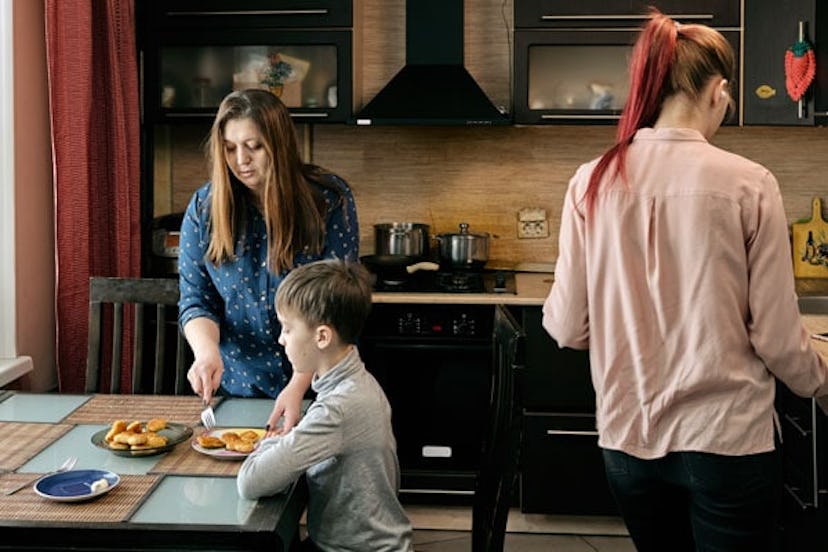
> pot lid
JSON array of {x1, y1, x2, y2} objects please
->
[{"x1": 437, "y1": 222, "x2": 489, "y2": 238}]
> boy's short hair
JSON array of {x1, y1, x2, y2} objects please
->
[{"x1": 276, "y1": 260, "x2": 374, "y2": 343}]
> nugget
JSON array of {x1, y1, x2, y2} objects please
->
[
  {"x1": 146, "y1": 418, "x2": 167, "y2": 432},
  {"x1": 105, "y1": 420, "x2": 127, "y2": 442},
  {"x1": 197, "y1": 435, "x2": 225, "y2": 449},
  {"x1": 113, "y1": 431, "x2": 136, "y2": 444},
  {"x1": 108, "y1": 441, "x2": 129, "y2": 450},
  {"x1": 146, "y1": 434, "x2": 168, "y2": 448},
  {"x1": 239, "y1": 430, "x2": 260, "y2": 443},
  {"x1": 126, "y1": 420, "x2": 143, "y2": 433},
  {"x1": 127, "y1": 432, "x2": 149, "y2": 446},
  {"x1": 228, "y1": 440, "x2": 254, "y2": 453}
]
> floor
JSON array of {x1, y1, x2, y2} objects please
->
[{"x1": 406, "y1": 505, "x2": 636, "y2": 552}]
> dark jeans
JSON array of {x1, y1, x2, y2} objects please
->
[{"x1": 602, "y1": 447, "x2": 782, "y2": 552}]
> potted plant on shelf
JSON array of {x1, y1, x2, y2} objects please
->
[{"x1": 259, "y1": 55, "x2": 293, "y2": 98}]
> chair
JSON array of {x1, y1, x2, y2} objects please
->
[
  {"x1": 85, "y1": 277, "x2": 191, "y2": 395},
  {"x1": 472, "y1": 305, "x2": 526, "y2": 552}
]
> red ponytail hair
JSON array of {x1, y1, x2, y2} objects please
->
[{"x1": 583, "y1": 11, "x2": 678, "y2": 215}]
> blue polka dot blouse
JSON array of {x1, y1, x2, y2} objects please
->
[{"x1": 177, "y1": 175, "x2": 360, "y2": 398}]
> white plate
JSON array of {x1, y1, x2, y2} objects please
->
[
  {"x1": 191, "y1": 428, "x2": 266, "y2": 460},
  {"x1": 34, "y1": 469, "x2": 120, "y2": 502}
]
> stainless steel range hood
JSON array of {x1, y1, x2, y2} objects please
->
[{"x1": 355, "y1": 0, "x2": 509, "y2": 126}]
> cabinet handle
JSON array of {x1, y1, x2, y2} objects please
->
[
  {"x1": 539, "y1": 14, "x2": 713, "y2": 22},
  {"x1": 783, "y1": 413, "x2": 811, "y2": 436},
  {"x1": 541, "y1": 114, "x2": 621, "y2": 120},
  {"x1": 289, "y1": 113, "x2": 330, "y2": 118},
  {"x1": 546, "y1": 429, "x2": 598, "y2": 437},
  {"x1": 796, "y1": 21, "x2": 809, "y2": 120},
  {"x1": 784, "y1": 483, "x2": 813, "y2": 510},
  {"x1": 167, "y1": 10, "x2": 329, "y2": 17}
]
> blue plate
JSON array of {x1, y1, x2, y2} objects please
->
[{"x1": 33, "y1": 469, "x2": 120, "y2": 502}]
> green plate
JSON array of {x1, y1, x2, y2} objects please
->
[{"x1": 91, "y1": 422, "x2": 193, "y2": 457}]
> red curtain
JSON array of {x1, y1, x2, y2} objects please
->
[{"x1": 45, "y1": 0, "x2": 141, "y2": 392}]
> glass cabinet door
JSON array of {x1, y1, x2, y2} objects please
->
[
  {"x1": 143, "y1": 29, "x2": 352, "y2": 123},
  {"x1": 160, "y1": 44, "x2": 340, "y2": 111}
]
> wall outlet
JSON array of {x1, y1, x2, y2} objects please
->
[
  {"x1": 517, "y1": 207, "x2": 549, "y2": 239},
  {"x1": 518, "y1": 219, "x2": 549, "y2": 239}
]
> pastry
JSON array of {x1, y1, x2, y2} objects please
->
[
  {"x1": 105, "y1": 420, "x2": 127, "y2": 442},
  {"x1": 196, "y1": 435, "x2": 225, "y2": 449},
  {"x1": 146, "y1": 418, "x2": 167, "y2": 432}
]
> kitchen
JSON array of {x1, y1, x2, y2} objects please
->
[{"x1": 6, "y1": 0, "x2": 828, "y2": 550}]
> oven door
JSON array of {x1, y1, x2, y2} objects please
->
[{"x1": 361, "y1": 338, "x2": 492, "y2": 495}]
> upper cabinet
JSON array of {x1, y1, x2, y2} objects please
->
[
  {"x1": 743, "y1": 0, "x2": 827, "y2": 125},
  {"x1": 513, "y1": 1, "x2": 741, "y2": 125},
  {"x1": 137, "y1": 0, "x2": 353, "y2": 123}
]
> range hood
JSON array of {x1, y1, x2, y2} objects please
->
[{"x1": 355, "y1": 0, "x2": 509, "y2": 126}]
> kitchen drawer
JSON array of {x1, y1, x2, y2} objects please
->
[
  {"x1": 518, "y1": 306, "x2": 594, "y2": 412},
  {"x1": 515, "y1": 0, "x2": 740, "y2": 29},
  {"x1": 520, "y1": 412, "x2": 617, "y2": 515}
]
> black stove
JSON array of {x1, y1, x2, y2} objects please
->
[{"x1": 372, "y1": 269, "x2": 517, "y2": 294}]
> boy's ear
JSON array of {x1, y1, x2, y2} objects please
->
[{"x1": 315, "y1": 324, "x2": 333, "y2": 349}]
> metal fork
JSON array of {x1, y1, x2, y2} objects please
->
[
  {"x1": 4, "y1": 456, "x2": 78, "y2": 496},
  {"x1": 200, "y1": 401, "x2": 216, "y2": 431}
]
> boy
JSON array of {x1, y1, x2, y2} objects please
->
[{"x1": 237, "y1": 260, "x2": 414, "y2": 552}]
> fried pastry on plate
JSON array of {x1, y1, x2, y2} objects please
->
[
  {"x1": 146, "y1": 418, "x2": 167, "y2": 432},
  {"x1": 196, "y1": 435, "x2": 225, "y2": 449},
  {"x1": 105, "y1": 420, "x2": 127, "y2": 442},
  {"x1": 239, "y1": 430, "x2": 260, "y2": 443},
  {"x1": 126, "y1": 420, "x2": 143, "y2": 433}
]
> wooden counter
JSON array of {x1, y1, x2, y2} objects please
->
[{"x1": 371, "y1": 272, "x2": 554, "y2": 306}]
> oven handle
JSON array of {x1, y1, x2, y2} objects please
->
[{"x1": 370, "y1": 343, "x2": 490, "y2": 353}]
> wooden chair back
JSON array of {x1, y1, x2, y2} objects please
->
[{"x1": 85, "y1": 277, "x2": 190, "y2": 395}]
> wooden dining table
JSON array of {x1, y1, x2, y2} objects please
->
[{"x1": 0, "y1": 392, "x2": 307, "y2": 551}]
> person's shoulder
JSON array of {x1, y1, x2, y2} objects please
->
[
  {"x1": 306, "y1": 165, "x2": 351, "y2": 192},
  {"x1": 709, "y1": 146, "x2": 774, "y2": 183}
]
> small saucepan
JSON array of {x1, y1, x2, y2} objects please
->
[
  {"x1": 360, "y1": 255, "x2": 440, "y2": 283},
  {"x1": 435, "y1": 223, "x2": 490, "y2": 269}
]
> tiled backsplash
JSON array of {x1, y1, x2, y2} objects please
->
[{"x1": 156, "y1": 124, "x2": 828, "y2": 266}]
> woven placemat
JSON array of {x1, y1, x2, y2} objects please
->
[
  {"x1": 0, "y1": 474, "x2": 159, "y2": 522},
  {"x1": 150, "y1": 429, "x2": 244, "y2": 477},
  {"x1": 0, "y1": 423, "x2": 74, "y2": 472},
  {"x1": 63, "y1": 395, "x2": 217, "y2": 426}
]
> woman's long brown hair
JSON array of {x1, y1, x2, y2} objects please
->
[
  {"x1": 583, "y1": 10, "x2": 735, "y2": 216},
  {"x1": 205, "y1": 89, "x2": 344, "y2": 273}
]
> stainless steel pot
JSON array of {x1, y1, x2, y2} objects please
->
[
  {"x1": 436, "y1": 223, "x2": 490, "y2": 269},
  {"x1": 374, "y1": 222, "x2": 430, "y2": 258}
]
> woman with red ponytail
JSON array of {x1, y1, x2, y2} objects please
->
[{"x1": 543, "y1": 10, "x2": 828, "y2": 551}]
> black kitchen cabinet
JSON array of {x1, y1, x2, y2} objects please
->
[
  {"x1": 137, "y1": 0, "x2": 353, "y2": 123},
  {"x1": 775, "y1": 382, "x2": 828, "y2": 551},
  {"x1": 513, "y1": 0, "x2": 741, "y2": 124},
  {"x1": 743, "y1": 0, "x2": 828, "y2": 125},
  {"x1": 509, "y1": 306, "x2": 617, "y2": 515}
]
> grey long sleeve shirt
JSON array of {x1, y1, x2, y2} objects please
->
[{"x1": 237, "y1": 347, "x2": 413, "y2": 552}]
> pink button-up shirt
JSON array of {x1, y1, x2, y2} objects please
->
[{"x1": 543, "y1": 127, "x2": 828, "y2": 459}]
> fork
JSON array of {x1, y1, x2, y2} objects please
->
[
  {"x1": 4, "y1": 456, "x2": 78, "y2": 496},
  {"x1": 201, "y1": 401, "x2": 217, "y2": 431}
]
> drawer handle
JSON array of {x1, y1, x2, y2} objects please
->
[
  {"x1": 784, "y1": 483, "x2": 814, "y2": 510},
  {"x1": 539, "y1": 14, "x2": 713, "y2": 22},
  {"x1": 546, "y1": 429, "x2": 598, "y2": 437},
  {"x1": 167, "y1": 10, "x2": 330, "y2": 17},
  {"x1": 783, "y1": 413, "x2": 811, "y2": 436},
  {"x1": 289, "y1": 113, "x2": 331, "y2": 118}
]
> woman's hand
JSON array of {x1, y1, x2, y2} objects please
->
[
  {"x1": 266, "y1": 371, "x2": 313, "y2": 435},
  {"x1": 187, "y1": 349, "x2": 224, "y2": 403},
  {"x1": 183, "y1": 318, "x2": 223, "y2": 402}
]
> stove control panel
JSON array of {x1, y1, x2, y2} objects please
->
[{"x1": 373, "y1": 305, "x2": 493, "y2": 338}]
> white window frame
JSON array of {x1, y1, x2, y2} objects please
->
[{"x1": 0, "y1": 0, "x2": 34, "y2": 385}]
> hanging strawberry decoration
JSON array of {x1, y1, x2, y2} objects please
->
[{"x1": 785, "y1": 39, "x2": 816, "y2": 101}]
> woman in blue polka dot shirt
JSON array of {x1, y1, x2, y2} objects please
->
[{"x1": 179, "y1": 89, "x2": 359, "y2": 433}]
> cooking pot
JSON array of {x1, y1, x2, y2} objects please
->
[
  {"x1": 435, "y1": 223, "x2": 490, "y2": 269},
  {"x1": 374, "y1": 222, "x2": 430, "y2": 258}
]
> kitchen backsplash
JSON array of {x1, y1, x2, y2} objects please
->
[{"x1": 156, "y1": 124, "x2": 828, "y2": 267}]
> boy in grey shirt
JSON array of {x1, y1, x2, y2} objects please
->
[{"x1": 237, "y1": 260, "x2": 414, "y2": 552}]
